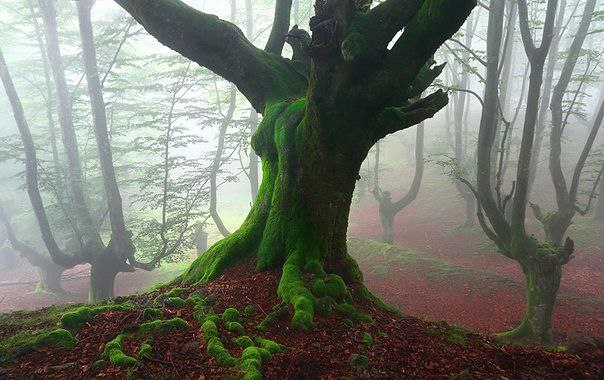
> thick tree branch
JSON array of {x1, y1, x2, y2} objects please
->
[
  {"x1": 341, "y1": 0, "x2": 423, "y2": 62},
  {"x1": 364, "y1": 0, "x2": 476, "y2": 109},
  {"x1": 372, "y1": 90, "x2": 448, "y2": 140},
  {"x1": 114, "y1": 0, "x2": 306, "y2": 112},
  {"x1": 0, "y1": 205, "x2": 60, "y2": 271}
]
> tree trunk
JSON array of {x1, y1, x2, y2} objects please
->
[
  {"x1": 194, "y1": 229, "x2": 209, "y2": 257},
  {"x1": 498, "y1": 257, "x2": 561, "y2": 344},
  {"x1": 380, "y1": 211, "x2": 395, "y2": 245},
  {"x1": 181, "y1": 100, "x2": 369, "y2": 330},
  {"x1": 36, "y1": 263, "x2": 66, "y2": 295},
  {"x1": 595, "y1": 172, "x2": 604, "y2": 221},
  {"x1": 248, "y1": 111, "x2": 260, "y2": 201},
  {"x1": 89, "y1": 254, "x2": 120, "y2": 302},
  {"x1": 464, "y1": 195, "x2": 477, "y2": 227}
]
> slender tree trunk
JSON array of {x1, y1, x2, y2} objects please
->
[
  {"x1": 248, "y1": 111, "x2": 260, "y2": 200},
  {"x1": 595, "y1": 170, "x2": 604, "y2": 221},
  {"x1": 528, "y1": 0, "x2": 566, "y2": 197},
  {"x1": 77, "y1": 0, "x2": 131, "y2": 255},
  {"x1": 209, "y1": 85, "x2": 237, "y2": 238},
  {"x1": 38, "y1": 0, "x2": 99, "y2": 244},
  {"x1": 245, "y1": 0, "x2": 260, "y2": 201},
  {"x1": 380, "y1": 212, "x2": 394, "y2": 245}
]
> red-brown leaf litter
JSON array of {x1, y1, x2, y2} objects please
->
[{"x1": 2, "y1": 258, "x2": 602, "y2": 379}]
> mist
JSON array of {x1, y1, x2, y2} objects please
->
[{"x1": 0, "y1": 0, "x2": 602, "y2": 377}]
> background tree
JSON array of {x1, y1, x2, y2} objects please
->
[{"x1": 373, "y1": 123, "x2": 424, "y2": 244}]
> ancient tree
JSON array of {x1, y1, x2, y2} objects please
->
[{"x1": 115, "y1": 0, "x2": 474, "y2": 330}]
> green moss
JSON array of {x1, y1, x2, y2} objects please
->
[
  {"x1": 424, "y1": 326, "x2": 469, "y2": 346},
  {"x1": 139, "y1": 318, "x2": 189, "y2": 334},
  {"x1": 0, "y1": 326, "x2": 78, "y2": 361},
  {"x1": 233, "y1": 335, "x2": 254, "y2": 348},
  {"x1": 239, "y1": 346, "x2": 271, "y2": 379},
  {"x1": 103, "y1": 334, "x2": 139, "y2": 368},
  {"x1": 138, "y1": 342, "x2": 152, "y2": 358},
  {"x1": 241, "y1": 346, "x2": 271, "y2": 363},
  {"x1": 92, "y1": 359, "x2": 105, "y2": 369},
  {"x1": 222, "y1": 307, "x2": 240, "y2": 322},
  {"x1": 348, "y1": 353, "x2": 369, "y2": 371},
  {"x1": 315, "y1": 296, "x2": 336, "y2": 316},
  {"x1": 278, "y1": 252, "x2": 317, "y2": 331},
  {"x1": 60, "y1": 306, "x2": 94, "y2": 329},
  {"x1": 335, "y1": 304, "x2": 373, "y2": 324},
  {"x1": 163, "y1": 287, "x2": 188, "y2": 298},
  {"x1": 226, "y1": 321, "x2": 245, "y2": 335},
  {"x1": 257, "y1": 304, "x2": 289, "y2": 331},
  {"x1": 193, "y1": 303, "x2": 213, "y2": 323},
  {"x1": 141, "y1": 308, "x2": 163, "y2": 321},
  {"x1": 361, "y1": 332, "x2": 373, "y2": 347},
  {"x1": 201, "y1": 319, "x2": 219, "y2": 338},
  {"x1": 163, "y1": 297, "x2": 187, "y2": 308},
  {"x1": 60, "y1": 303, "x2": 136, "y2": 330},
  {"x1": 207, "y1": 336, "x2": 237, "y2": 366},
  {"x1": 244, "y1": 305, "x2": 255, "y2": 316},
  {"x1": 39, "y1": 328, "x2": 77, "y2": 348},
  {"x1": 254, "y1": 337, "x2": 285, "y2": 354},
  {"x1": 204, "y1": 294, "x2": 219, "y2": 306}
]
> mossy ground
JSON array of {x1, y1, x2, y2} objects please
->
[{"x1": 0, "y1": 250, "x2": 600, "y2": 378}]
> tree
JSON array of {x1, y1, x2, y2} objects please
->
[
  {"x1": 115, "y1": 0, "x2": 475, "y2": 330},
  {"x1": 535, "y1": 0, "x2": 601, "y2": 245},
  {"x1": 0, "y1": 205, "x2": 66, "y2": 294},
  {"x1": 373, "y1": 124, "x2": 424, "y2": 244},
  {"x1": 469, "y1": 0, "x2": 584, "y2": 344},
  {"x1": 0, "y1": 0, "x2": 204, "y2": 302},
  {"x1": 595, "y1": 161, "x2": 604, "y2": 221}
]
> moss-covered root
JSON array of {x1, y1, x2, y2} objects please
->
[
  {"x1": 277, "y1": 251, "x2": 372, "y2": 330},
  {"x1": 101, "y1": 318, "x2": 189, "y2": 368},
  {"x1": 239, "y1": 346, "x2": 271, "y2": 380},
  {"x1": 103, "y1": 334, "x2": 139, "y2": 367},
  {"x1": 60, "y1": 303, "x2": 135, "y2": 330}
]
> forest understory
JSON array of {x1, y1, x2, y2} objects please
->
[
  {"x1": 1, "y1": 257, "x2": 602, "y2": 379},
  {"x1": 1, "y1": 171, "x2": 602, "y2": 378}
]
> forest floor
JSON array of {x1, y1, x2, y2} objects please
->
[
  {"x1": 1, "y1": 169, "x2": 602, "y2": 344},
  {"x1": 1, "y1": 258, "x2": 602, "y2": 379},
  {"x1": 349, "y1": 165, "x2": 604, "y2": 342}
]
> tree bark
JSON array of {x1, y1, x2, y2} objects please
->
[
  {"x1": 498, "y1": 257, "x2": 562, "y2": 344},
  {"x1": 36, "y1": 263, "x2": 66, "y2": 295},
  {"x1": 77, "y1": 0, "x2": 134, "y2": 262},
  {"x1": 595, "y1": 166, "x2": 604, "y2": 221}
]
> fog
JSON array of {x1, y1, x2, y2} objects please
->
[{"x1": 0, "y1": 0, "x2": 602, "y2": 351}]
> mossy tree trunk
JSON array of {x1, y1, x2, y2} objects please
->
[
  {"x1": 117, "y1": 0, "x2": 475, "y2": 330},
  {"x1": 496, "y1": 241, "x2": 570, "y2": 344}
]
